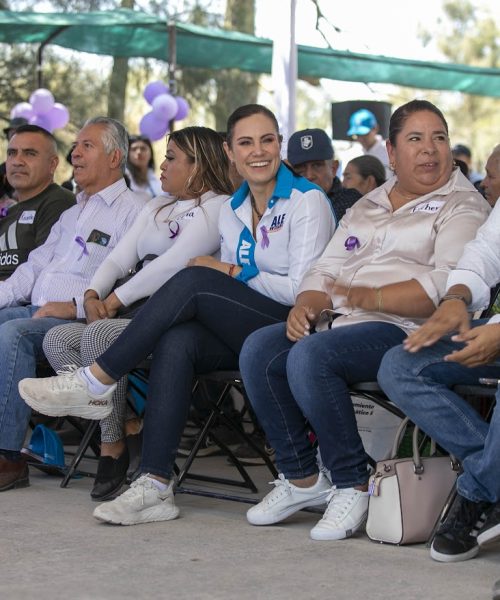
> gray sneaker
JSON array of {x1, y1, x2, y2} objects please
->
[
  {"x1": 18, "y1": 366, "x2": 115, "y2": 420},
  {"x1": 93, "y1": 474, "x2": 179, "y2": 525},
  {"x1": 247, "y1": 472, "x2": 331, "y2": 526}
]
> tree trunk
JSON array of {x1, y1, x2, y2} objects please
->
[
  {"x1": 213, "y1": 0, "x2": 258, "y2": 132},
  {"x1": 107, "y1": 0, "x2": 134, "y2": 121}
]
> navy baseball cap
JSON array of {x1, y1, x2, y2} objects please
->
[
  {"x1": 347, "y1": 109, "x2": 377, "y2": 136},
  {"x1": 287, "y1": 128, "x2": 334, "y2": 165}
]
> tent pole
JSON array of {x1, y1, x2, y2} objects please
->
[
  {"x1": 168, "y1": 21, "x2": 177, "y2": 132},
  {"x1": 36, "y1": 27, "x2": 68, "y2": 88}
]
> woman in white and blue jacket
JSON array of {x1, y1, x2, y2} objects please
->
[{"x1": 24, "y1": 104, "x2": 336, "y2": 525}]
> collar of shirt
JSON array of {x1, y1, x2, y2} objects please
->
[
  {"x1": 367, "y1": 166, "x2": 478, "y2": 209},
  {"x1": 231, "y1": 162, "x2": 296, "y2": 213},
  {"x1": 76, "y1": 177, "x2": 128, "y2": 207}
]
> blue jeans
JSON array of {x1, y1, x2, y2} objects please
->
[
  {"x1": 239, "y1": 320, "x2": 406, "y2": 487},
  {"x1": 378, "y1": 330, "x2": 500, "y2": 504},
  {"x1": 0, "y1": 305, "x2": 74, "y2": 450},
  {"x1": 95, "y1": 267, "x2": 291, "y2": 479}
]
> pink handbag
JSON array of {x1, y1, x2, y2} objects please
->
[{"x1": 366, "y1": 419, "x2": 460, "y2": 545}]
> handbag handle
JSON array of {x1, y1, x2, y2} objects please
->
[{"x1": 389, "y1": 417, "x2": 460, "y2": 473}]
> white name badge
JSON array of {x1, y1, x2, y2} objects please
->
[
  {"x1": 18, "y1": 210, "x2": 36, "y2": 224},
  {"x1": 411, "y1": 200, "x2": 445, "y2": 214}
]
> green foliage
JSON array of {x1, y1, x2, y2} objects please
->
[{"x1": 417, "y1": 1, "x2": 500, "y2": 171}]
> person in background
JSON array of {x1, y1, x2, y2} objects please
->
[
  {"x1": 19, "y1": 104, "x2": 336, "y2": 526},
  {"x1": 342, "y1": 155, "x2": 386, "y2": 197},
  {"x1": 0, "y1": 116, "x2": 145, "y2": 492},
  {"x1": 239, "y1": 99, "x2": 490, "y2": 543},
  {"x1": 0, "y1": 124, "x2": 75, "y2": 280},
  {"x1": 0, "y1": 116, "x2": 29, "y2": 206},
  {"x1": 287, "y1": 128, "x2": 361, "y2": 222},
  {"x1": 452, "y1": 143, "x2": 484, "y2": 186},
  {"x1": 479, "y1": 144, "x2": 500, "y2": 207},
  {"x1": 126, "y1": 135, "x2": 163, "y2": 199},
  {"x1": 347, "y1": 109, "x2": 391, "y2": 179},
  {"x1": 40, "y1": 126, "x2": 233, "y2": 501}
]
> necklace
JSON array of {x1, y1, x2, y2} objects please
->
[
  {"x1": 250, "y1": 193, "x2": 264, "y2": 220},
  {"x1": 394, "y1": 184, "x2": 419, "y2": 201}
]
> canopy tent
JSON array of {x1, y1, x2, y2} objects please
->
[{"x1": 0, "y1": 8, "x2": 499, "y2": 97}]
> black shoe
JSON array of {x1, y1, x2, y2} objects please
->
[
  {"x1": 477, "y1": 502, "x2": 500, "y2": 547},
  {"x1": 91, "y1": 447, "x2": 129, "y2": 501},
  {"x1": 227, "y1": 431, "x2": 275, "y2": 466},
  {"x1": 430, "y1": 493, "x2": 491, "y2": 563}
]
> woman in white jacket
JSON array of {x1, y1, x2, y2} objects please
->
[
  {"x1": 41, "y1": 126, "x2": 233, "y2": 501},
  {"x1": 20, "y1": 104, "x2": 336, "y2": 524}
]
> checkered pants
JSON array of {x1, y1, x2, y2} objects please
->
[{"x1": 42, "y1": 319, "x2": 132, "y2": 443}]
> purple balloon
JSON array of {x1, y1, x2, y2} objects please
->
[
  {"x1": 29, "y1": 88, "x2": 55, "y2": 115},
  {"x1": 139, "y1": 111, "x2": 169, "y2": 141},
  {"x1": 48, "y1": 103, "x2": 70, "y2": 130},
  {"x1": 151, "y1": 93, "x2": 178, "y2": 121},
  {"x1": 29, "y1": 113, "x2": 53, "y2": 132},
  {"x1": 143, "y1": 80, "x2": 169, "y2": 105},
  {"x1": 174, "y1": 96, "x2": 190, "y2": 121},
  {"x1": 11, "y1": 102, "x2": 34, "y2": 120}
]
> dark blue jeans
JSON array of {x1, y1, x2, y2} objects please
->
[
  {"x1": 96, "y1": 267, "x2": 290, "y2": 479},
  {"x1": 378, "y1": 327, "x2": 500, "y2": 504},
  {"x1": 239, "y1": 320, "x2": 406, "y2": 488}
]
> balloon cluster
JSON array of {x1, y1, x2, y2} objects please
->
[
  {"x1": 10, "y1": 88, "x2": 70, "y2": 133},
  {"x1": 139, "y1": 81, "x2": 190, "y2": 141}
]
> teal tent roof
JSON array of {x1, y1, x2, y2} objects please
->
[{"x1": 0, "y1": 8, "x2": 499, "y2": 97}]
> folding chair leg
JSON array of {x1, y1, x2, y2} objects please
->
[{"x1": 60, "y1": 420, "x2": 100, "y2": 488}]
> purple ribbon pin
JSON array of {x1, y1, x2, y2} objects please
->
[
  {"x1": 0, "y1": 207, "x2": 8, "y2": 218},
  {"x1": 260, "y1": 225, "x2": 270, "y2": 249},
  {"x1": 168, "y1": 221, "x2": 180, "y2": 239},
  {"x1": 75, "y1": 236, "x2": 89, "y2": 261},
  {"x1": 344, "y1": 235, "x2": 360, "y2": 251}
]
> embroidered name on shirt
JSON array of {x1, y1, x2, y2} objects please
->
[
  {"x1": 18, "y1": 210, "x2": 36, "y2": 225},
  {"x1": 178, "y1": 210, "x2": 196, "y2": 220},
  {"x1": 269, "y1": 213, "x2": 286, "y2": 231},
  {"x1": 411, "y1": 200, "x2": 445, "y2": 214}
]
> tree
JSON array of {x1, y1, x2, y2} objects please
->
[{"x1": 417, "y1": 1, "x2": 500, "y2": 170}]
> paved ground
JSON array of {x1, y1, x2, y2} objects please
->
[{"x1": 1, "y1": 454, "x2": 499, "y2": 600}]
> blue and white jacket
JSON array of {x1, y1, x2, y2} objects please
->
[{"x1": 219, "y1": 163, "x2": 336, "y2": 306}]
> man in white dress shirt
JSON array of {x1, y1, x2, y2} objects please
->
[{"x1": 0, "y1": 116, "x2": 145, "y2": 491}]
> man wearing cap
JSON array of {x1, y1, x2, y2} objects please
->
[
  {"x1": 347, "y1": 109, "x2": 391, "y2": 179},
  {"x1": 0, "y1": 124, "x2": 75, "y2": 280},
  {"x1": 287, "y1": 128, "x2": 361, "y2": 222}
]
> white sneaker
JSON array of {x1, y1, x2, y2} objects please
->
[
  {"x1": 310, "y1": 487, "x2": 368, "y2": 541},
  {"x1": 18, "y1": 366, "x2": 116, "y2": 420},
  {"x1": 93, "y1": 475, "x2": 179, "y2": 525},
  {"x1": 247, "y1": 472, "x2": 332, "y2": 526}
]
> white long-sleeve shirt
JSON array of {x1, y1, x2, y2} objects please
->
[
  {"x1": 89, "y1": 191, "x2": 228, "y2": 306},
  {"x1": 299, "y1": 168, "x2": 490, "y2": 334},
  {"x1": 447, "y1": 195, "x2": 500, "y2": 322},
  {"x1": 219, "y1": 163, "x2": 336, "y2": 306},
  {"x1": 0, "y1": 178, "x2": 146, "y2": 318}
]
